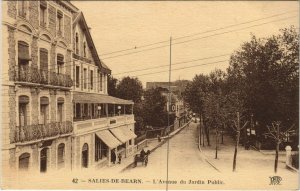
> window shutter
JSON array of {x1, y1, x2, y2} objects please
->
[
  {"x1": 40, "y1": 48, "x2": 48, "y2": 71},
  {"x1": 57, "y1": 54, "x2": 64, "y2": 64},
  {"x1": 18, "y1": 42, "x2": 31, "y2": 61}
]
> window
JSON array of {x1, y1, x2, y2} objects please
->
[
  {"x1": 40, "y1": 48, "x2": 49, "y2": 83},
  {"x1": 19, "y1": 96, "x2": 29, "y2": 127},
  {"x1": 57, "y1": 54, "x2": 64, "y2": 74},
  {"x1": 129, "y1": 139, "x2": 132, "y2": 145},
  {"x1": 90, "y1": 70, "x2": 93, "y2": 90},
  {"x1": 39, "y1": 1, "x2": 47, "y2": 27},
  {"x1": 95, "y1": 136, "x2": 107, "y2": 162},
  {"x1": 83, "y1": 42, "x2": 86, "y2": 57},
  {"x1": 83, "y1": 103, "x2": 88, "y2": 119},
  {"x1": 40, "y1": 97, "x2": 49, "y2": 125},
  {"x1": 57, "y1": 10, "x2": 63, "y2": 35},
  {"x1": 100, "y1": 73, "x2": 103, "y2": 91},
  {"x1": 18, "y1": 0, "x2": 27, "y2": 18},
  {"x1": 82, "y1": 143, "x2": 89, "y2": 168},
  {"x1": 83, "y1": 68, "x2": 87, "y2": 89},
  {"x1": 40, "y1": 148, "x2": 48, "y2": 172},
  {"x1": 57, "y1": 143, "x2": 65, "y2": 169},
  {"x1": 57, "y1": 97, "x2": 64, "y2": 122},
  {"x1": 91, "y1": 103, "x2": 95, "y2": 118},
  {"x1": 19, "y1": 153, "x2": 30, "y2": 170},
  {"x1": 75, "y1": 66, "x2": 80, "y2": 88},
  {"x1": 75, "y1": 33, "x2": 79, "y2": 55}
]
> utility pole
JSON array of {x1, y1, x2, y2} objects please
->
[{"x1": 166, "y1": 36, "x2": 172, "y2": 191}]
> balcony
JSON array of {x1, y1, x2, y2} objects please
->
[
  {"x1": 16, "y1": 65, "x2": 73, "y2": 88},
  {"x1": 73, "y1": 115, "x2": 135, "y2": 135},
  {"x1": 73, "y1": 53, "x2": 91, "y2": 63},
  {"x1": 12, "y1": 121, "x2": 73, "y2": 144}
]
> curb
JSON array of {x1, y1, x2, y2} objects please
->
[
  {"x1": 120, "y1": 121, "x2": 192, "y2": 172},
  {"x1": 286, "y1": 164, "x2": 299, "y2": 173},
  {"x1": 197, "y1": 143, "x2": 221, "y2": 173}
]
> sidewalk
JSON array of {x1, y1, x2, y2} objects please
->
[
  {"x1": 97, "y1": 121, "x2": 191, "y2": 174},
  {"x1": 199, "y1": 128, "x2": 297, "y2": 175}
]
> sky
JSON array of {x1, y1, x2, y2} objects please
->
[{"x1": 72, "y1": 1, "x2": 299, "y2": 87}]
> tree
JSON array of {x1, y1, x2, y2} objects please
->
[
  {"x1": 116, "y1": 76, "x2": 143, "y2": 103},
  {"x1": 227, "y1": 26, "x2": 299, "y2": 137},
  {"x1": 107, "y1": 75, "x2": 118, "y2": 97},
  {"x1": 143, "y1": 88, "x2": 169, "y2": 127},
  {"x1": 264, "y1": 121, "x2": 295, "y2": 173}
]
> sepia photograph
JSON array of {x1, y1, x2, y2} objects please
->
[{"x1": 0, "y1": 0, "x2": 299, "y2": 190}]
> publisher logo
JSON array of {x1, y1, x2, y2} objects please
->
[{"x1": 269, "y1": 176, "x2": 282, "y2": 185}]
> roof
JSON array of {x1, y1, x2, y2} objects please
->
[
  {"x1": 73, "y1": 12, "x2": 111, "y2": 74},
  {"x1": 73, "y1": 92, "x2": 134, "y2": 105}
]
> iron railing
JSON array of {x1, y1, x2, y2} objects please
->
[
  {"x1": 16, "y1": 65, "x2": 73, "y2": 87},
  {"x1": 13, "y1": 121, "x2": 73, "y2": 143}
]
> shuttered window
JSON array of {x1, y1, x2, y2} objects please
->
[
  {"x1": 18, "y1": 41, "x2": 30, "y2": 62},
  {"x1": 40, "y1": 48, "x2": 48, "y2": 71}
]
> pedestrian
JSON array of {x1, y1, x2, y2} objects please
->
[
  {"x1": 111, "y1": 149, "x2": 116, "y2": 164},
  {"x1": 118, "y1": 153, "x2": 122, "y2": 164},
  {"x1": 140, "y1": 148, "x2": 146, "y2": 158}
]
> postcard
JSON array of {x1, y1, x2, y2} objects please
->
[{"x1": 1, "y1": 0, "x2": 299, "y2": 190}]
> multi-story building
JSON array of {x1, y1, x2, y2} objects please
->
[
  {"x1": 2, "y1": 0, "x2": 136, "y2": 174},
  {"x1": 71, "y1": 12, "x2": 136, "y2": 169},
  {"x1": 2, "y1": 1, "x2": 78, "y2": 174}
]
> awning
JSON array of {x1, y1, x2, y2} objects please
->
[
  {"x1": 109, "y1": 126, "x2": 137, "y2": 143},
  {"x1": 73, "y1": 92, "x2": 133, "y2": 105},
  {"x1": 96, "y1": 130, "x2": 122, "y2": 149}
]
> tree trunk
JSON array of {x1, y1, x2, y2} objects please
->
[
  {"x1": 215, "y1": 128, "x2": 218, "y2": 159},
  {"x1": 233, "y1": 131, "x2": 240, "y2": 172},
  {"x1": 205, "y1": 126, "x2": 210, "y2": 146},
  {"x1": 233, "y1": 112, "x2": 240, "y2": 172},
  {"x1": 275, "y1": 142, "x2": 279, "y2": 173}
]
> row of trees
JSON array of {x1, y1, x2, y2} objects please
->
[{"x1": 183, "y1": 26, "x2": 299, "y2": 172}]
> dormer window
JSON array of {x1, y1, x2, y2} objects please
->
[{"x1": 40, "y1": 1, "x2": 47, "y2": 27}]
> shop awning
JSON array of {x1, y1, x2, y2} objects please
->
[
  {"x1": 96, "y1": 130, "x2": 122, "y2": 149},
  {"x1": 109, "y1": 126, "x2": 137, "y2": 143},
  {"x1": 73, "y1": 92, "x2": 133, "y2": 105}
]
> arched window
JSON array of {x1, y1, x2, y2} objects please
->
[
  {"x1": 57, "y1": 53, "x2": 64, "y2": 74},
  {"x1": 57, "y1": 143, "x2": 65, "y2": 169},
  {"x1": 57, "y1": 97, "x2": 64, "y2": 122},
  {"x1": 82, "y1": 143, "x2": 89, "y2": 168},
  {"x1": 19, "y1": 95, "x2": 29, "y2": 127},
  {"x1": 40, "y1": 48, "x2": 49, "y2": 84},
  {"x1": 40, "y1": 96, "x2": 49, "y2": 124},
  {"x1": 75, "y1": 33, "x2": 79, "y2": 55},
  {"x1": 83, "y1": 42, "x2": 86, "y2": 57},
  {"x1": 19, "y1": 153, "x2": 30, "y2": 170}
]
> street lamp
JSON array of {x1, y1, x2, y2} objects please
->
[
  {"x1": 97, "y1": 105, "x2": 101, "y2": 118},
  {"x1": 118, "y1": 105, "x2": 121, "y2": 116}
]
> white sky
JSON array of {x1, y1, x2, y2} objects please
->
[{"x1": 72, "y1": 1, "x2": 299, "y2": 87}]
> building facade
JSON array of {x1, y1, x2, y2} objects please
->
[
  {"x1": 2, "y1": 0, "x2": 136, "y2": 174},
  {"x1": 71, "y1": 12, "x2": 136, "y2": 170},
  {"x1": 2, "y1": 1, "x2": 78, "y2": 174}
]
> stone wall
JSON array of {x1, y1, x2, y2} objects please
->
[
  {"x1": 8, "y1": 87, "x2": 16, "y2": 144},
  {"x1": 28, "y1": 1, "x2": 39, "y2": 29},
  {"x1": 64, "y1": 15, "x2": 72, "y2": 44},
  {"x1": 31, "y1": 37, "x2": 38, "y2": 68},
  {"x1": 8, "y1": 27, "x2": 16, "y2": 81},
  {"x1": 48, "y1": 5, "x2": 56, "y2": 36},
  {"x1": 7, "y1": 1, "x2": 17, "y2": 19}
]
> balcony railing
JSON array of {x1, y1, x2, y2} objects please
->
[
  {"x1": 12, "y1": 121, "x2": 73, "y2": 144},
  {"x1": 16, "y1": 65, "x2": 73, "y2": 88}
]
